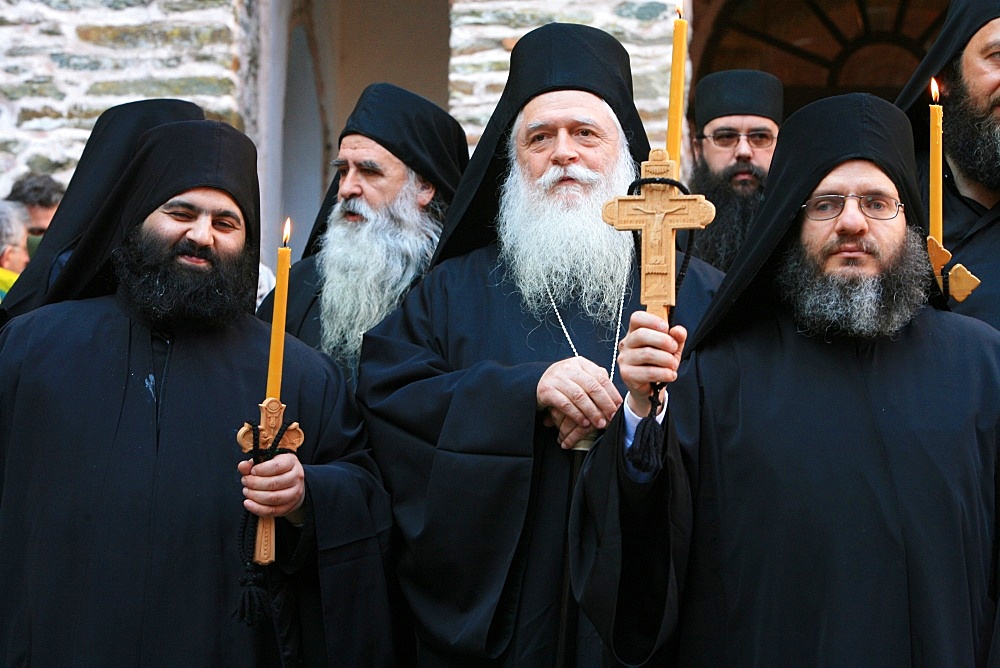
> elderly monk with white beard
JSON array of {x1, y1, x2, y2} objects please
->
[
  {"x1": 259, "y1": 83, "x2": 468, "y2": 384},
  {"x1": 357, "y1": 23, "x2": 722, "y2": 666}
]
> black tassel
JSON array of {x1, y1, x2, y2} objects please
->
[
  {"x1": 232, "y1": 419, "x2": 296, "y2": 626},
  {"x1": 234, "y1": 511, "x2": 274, "y2": 625},
  {"x1": 625, "y1": 383, "x2": 665, "y2": 474}
]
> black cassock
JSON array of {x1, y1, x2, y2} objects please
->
[
  {"x1": 572, "y1": 306, "x2": 1000, "y2": 665},
  {"x1": 0, "y1": 295, "x2": 394, "y2": 666},
  {"x1": 358, "y1": 243, "x2": 721, "y2": 665}
]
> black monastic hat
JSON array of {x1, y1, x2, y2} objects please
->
[
  {"x1": 0, "y1": 99, "x2": 205, "y2": 324},
  {"x1": 430, "y1": 22, "x2": 650, "y2": 266},
  {"x1": 693, "y1": 70, "x2": 784, "y2": 131},
  {"x1": 302, "y1": 83, "x2": 469, "y2": 257},
  {"x1": 687, "y1": 93, "x2": 939, "y2": 354}
]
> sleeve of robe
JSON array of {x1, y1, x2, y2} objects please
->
[
  {"x1": 356, "y1": 272, "x2": 551, "y2": 659},
  {"x1": 569, "y1": 356, "x2": 699, "y2": 666},
  {"x1": 277, "y1": 337, "x2": 396, "y2": 665}
]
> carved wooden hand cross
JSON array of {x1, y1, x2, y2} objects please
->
[
  {"x1": 236, "y1": 397, "x2": 304, "y2": 565},
  {"x1": 602, "y1": 149, "x2": 715, "y2": 321},
  {"x1": 927, "y1": 237, "x2": 980, "y2": 303}
]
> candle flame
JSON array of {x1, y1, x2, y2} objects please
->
[
  {"x1": 930, "y1": 78, "x2": 940, "y2": 103},
  {"x1": 282, "y1": 217, "x2": 291, "y2": 246}
]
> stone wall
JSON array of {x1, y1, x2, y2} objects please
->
[
  {"x1": 449, "y1": 0, "x2": 688, "y2": 157},
  {"x1": 0, "y1": 0, "x2": 250, "y2": 197}
]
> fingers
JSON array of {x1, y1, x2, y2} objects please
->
[
  {"x1": 550, "y1": 407, "x2": 597, "y2": 449},
  {"x1": 240, "y1": 453, "x2": 305, "y2": 518},
  {"x1": 619, "y1": 317, "x2": 687, "y2": 417},
  {"x1": 536, "y1": 357, "x2": 623, "y2": 430}
]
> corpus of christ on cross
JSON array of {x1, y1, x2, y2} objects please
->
[{"x1": 603, "y1": 148, "x2": 715, "y2": 321}]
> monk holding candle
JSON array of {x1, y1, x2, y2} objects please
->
[
  {"x1": 895, "y1": 0, "x2": 1000, "y2": 329},
  {"x1": 0, "y1": 113, "x2": 395, "y2": 665}
]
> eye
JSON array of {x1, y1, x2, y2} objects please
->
[
  {"x1": 167, "y1": 209, "x2": 195, "y2": 221},
  {"x1": 714, "y1": 131, "x2": 739, "y2": 143},
  {"x1": 214, "y1": 217, "x2": 242, "y2": 231},
  {"x1": 865, "y1": 197, "x2": 889, "y2": 211}
]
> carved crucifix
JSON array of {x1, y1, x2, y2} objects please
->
[
  {"x1": 603, "y1": 148, "x2": 715, "y2": 321},
  {"x1": 236, "y1": 397, "x2": 305, "y2": 565},
  {"x1": 926, "y1": 237, "x2": 981, "y2": 303}
]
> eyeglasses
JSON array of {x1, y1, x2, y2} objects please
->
[
  {"x1": 697, "y1": 131, "x2": 776, "y2": 149},
  {"x1": 800, "y1": 194, "x2": 904, "y2": 221}
]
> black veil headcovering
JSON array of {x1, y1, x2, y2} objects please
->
[
  {"x1": 302, "y1": 83, "x2": 469, "y2": 257},
  {"x1": 430, "y1": 22, "x2": 650, "y2": 266},
  {"x1": 687, "y1": 93, "x2": 937, "y2": 354},
  {"x1": 0, "y1": 99, "x2": 205, "y2": 324},
  {"x1": 35, "y1": 119, "x2": 260, "y2": 307},
  {"x1": 895, "y1": 0, "x2": 1000, "y2": 147}
]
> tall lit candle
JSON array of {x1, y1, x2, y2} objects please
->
[
  {"x1": 266, "y1": 218, "x2": 292, "y2": 400},
  {"x1": 929, "y1": 78, "x2": 943, "y2": 245},
  {"x1": 667, "y1": 8, "x2": 688, "y2": 165}
]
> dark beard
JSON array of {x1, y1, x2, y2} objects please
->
[
  {"x1": 688, "y1": 158, "x2": 765, "y2": 271},
  {"x1": 775, "y1": 226, "x2": 931, "y2": 339},
  {"x1": 112, "y1": 224, "x2": 258, "y2": 332},
  {"x1": 942, "y1": 71, "x2": 1000, "y2": 191}
]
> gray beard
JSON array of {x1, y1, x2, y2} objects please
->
[
  {"x1": 942, "y1": 72, "x2": 1000, "y2": 191},
  {"x1": 775, "y1": 226, "x2": 931, "y2": 339},
  {"x1": 316, "y1": 180, "x2": 441, "y2": 375},
  {"x1": 688, "y1": 157, "x2": 765, "y2": 272},
  {"x1": 496, "y1": 146, "x2": 637, "y2": 325}
]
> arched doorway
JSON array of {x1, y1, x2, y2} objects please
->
[{"x1": 693, "y1": 0, "x2": 948, "y2": 115}]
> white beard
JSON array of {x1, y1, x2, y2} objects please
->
[
  {"x1": 496, "y1": 142, "x2": 637, "y2": 324},
  {"x1": 316, "y1": 177, "x2": 442, "y2": 374}
]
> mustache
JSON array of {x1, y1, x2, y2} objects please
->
[
  {"x1": 171, "y1": 239, "x2": 218, "y2": 265},
  {"x1": 536, "y1": 164, "x2": 603, "y2": 190},
  {"x1": 336, "y1": 197, "x2": 377, "y2": 221},
  {"x1": 821, "y1": 235, "x2": 881, "y2": 258},
  {"x1": 722, "y1": 161, "x2": 766, "y2": 180}
]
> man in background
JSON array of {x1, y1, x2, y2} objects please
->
[
  {"x1": 0, "y1": 201, "x2": 30, "y2": 301},
  {"x1": 5, "y1": 172, "x2": 65, "y2": 256},
  {"x1": 895, "y1": 0, "x2": 1000, "y2": 329},
  {"x1": 683, "y1": 69, "x2": 783, "y2": 271},
  {"x1": 260, "y1": 82, "x2": 468, "y2": 384}
]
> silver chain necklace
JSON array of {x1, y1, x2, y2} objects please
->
[{"x1": 544, "y1": 279, "x2": 628, "y2": 382}]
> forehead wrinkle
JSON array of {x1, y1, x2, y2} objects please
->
[{"x1": 524, "y1": 114, "x2": 604, "y2": 132}]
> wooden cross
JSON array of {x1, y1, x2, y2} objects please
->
[
  {"x1": 603, "y1": 148, "x2": 715, "y2": 321},
  {"x1": 927, "y1": 236, "x2": 980, "y2": 303},
  {"x1": 236, "y1": 397, "x2": 304, "y2": 565}
]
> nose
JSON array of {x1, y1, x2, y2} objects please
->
[
  {"x1": 338, "y1": 169, "x2": 362, "y2": 200},
  {"x1": 834, "y1": 197, "x2": 869, "y2": 236},
  {"x1": 185, "y1": 213, "x2": 214, "y2": 246},
  {"x1": 733, "y1": 135, "x2": 753, "y2": 160},
  {"x1": 550, "y1": 129, "x2": 579, "y2": 165}
]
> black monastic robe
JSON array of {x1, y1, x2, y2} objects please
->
[
  {"x1": 358, "y1": 244, "x2": 721, "y2": 665},
  {"x1": 574, "y1": 306, "x2": 1000, "y2": 665},
  {"x1": 0, "y1": 295, "x2": 394, "y2": 666}
]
